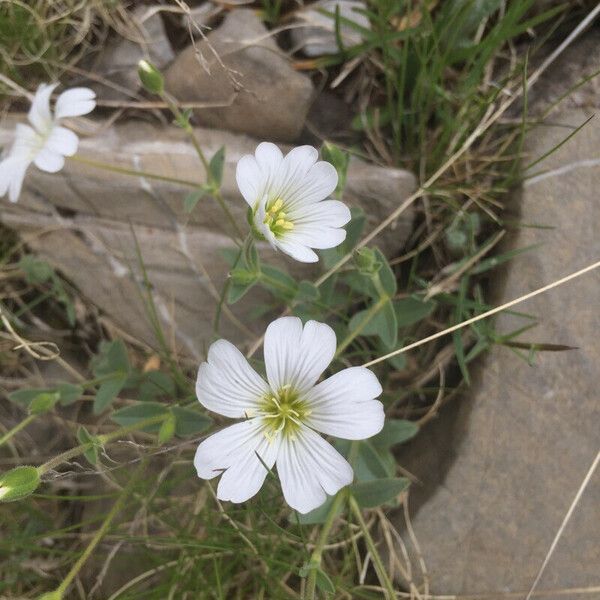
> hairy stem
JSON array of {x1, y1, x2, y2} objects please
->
[
  {"x1": 37, "y1": 414, "x2": 169, "y2": 475},
  {"x1": 335, "y1": 296, "x2": 387, "y2": 358},
  {"x1": 0, "y1": 413, "x2": 36, "y2": 447},
  {"x1": 304, "y1": 490, "x2": 347, "y2": 600},
  {"x1": 53, "y1": 467, "x2": 140, "y2": 598},
  {"x1": 162, "y1": 92, "x2": 244, "y2": 241}
]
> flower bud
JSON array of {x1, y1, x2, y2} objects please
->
[
  {"x1": 231, "y1": 268, "x2": 259, "y2": 285},
  {"x1": 138, "y1": 60, "x2": 164, "y2": 95},
  {"x1": 353, "y1": 247, "x2": 380, "y2": 275},
  {"x1": 30, "y1": 392, "x2": 60, "y2": 415},
  {"x1": 0, "y1": 466, "x2": 40, "y2": 502}
]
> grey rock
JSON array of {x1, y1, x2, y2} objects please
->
[
  {"x1": 290, "y1": 0, "x2": 369, "y2": 57},
  {"x1": 0, "y1": 118, "x2": 416, "y2": 358},
  {"x1": 164, "y1": 9, "x2": 314, "y2": 142},
  {"x1": 86, "y1": 6, "x2": 174, "y2": 101},
  {"x1": 394, "y1": 40, "x2": 600, "y2": 598}
]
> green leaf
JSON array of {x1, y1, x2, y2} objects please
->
[
  {"x1": 315, "y1": 568, "x2": 336, "y2": 594},
  {"x1": 8, "y1": 388, "x2": 51, "y2": 408},
  {"x1": 111, "y1": 402, "x2": 169, "y2": 432},
  {"x1": 183, "y1": 187, "x2": 208, "y2": 213},
  {"x1": 350, "y1": 477, "x2": 410, "y2": 508},
  {"x1": 18, "y1": 255, "x2": 53, "y2": 283},
  {"x1": 394, "y1": 296, "x2": 435, "y2": 327},
  {"x1": 260, "y1": 265, "x2": 298, "y2": 300},
  {"x1": 374, "y1": 248, "x2": 396, "y2": 297},
  {"x1": 387, "y1": 351, "x2": 407, "y2": 371},
  {"x1": 209, "y1": 146, "x2": 225, "y2": 186},
  {"x1": 139, "y1": 371, "x2": 176, "y2": 402},
  {"x1": 77, "y1": 426, "x2": 99, "y2": 465},
  {"x1": 372, "y1": 419, "x2": 419, "y2": 449},
  {"x1": 0, "y1": 466, "x2": 40, "y2": 503},
  {"x1": 227, "y1": 269, "x2": 259, "y2": 304},
  {"x1": 321, "y1": 142, "x2": 350, "y2": 196},
  {"x1": 158, "y1": 413, "x2": 176, "y2": 443},
  {"x1": 348, "y1": 299, "x2": 397, "y2": 349},
  {"x1": 171, "y1": 406, "x2": 212, "y2": 436},
  {"x1": 56, "y1": 383, "x2": 83, "y2": 406},
  {"x1": 93, "y1": 375, "x2": 127, "y2": 415},
  {"x1": 336, "y1": 439, "x2": 394, "y2": 482},
  {"x1": 29, "y1": 392, "x2": 59, "y2": 415},
  {"x1": 298, "y1": 564, "x2": 335, "y2": 594},
  {"x1": 293, "y1": 494, "x2": 343, "y2": 525},
  {"x1": 295, "y1": 280, "x2": 320, "y2": 303},
  {"x1": 320, "y1": 207, "x2": 366, "y2": 268},
  {"x1": 92, "y1": 340, "x2": 130, "y2": 378}
]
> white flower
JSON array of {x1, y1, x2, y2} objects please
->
[
  {"x1": 0, "y1": 83, "x2": 96, "y2": 203},
  {"x1": 194, "y1": 316, "x2": 384, "y2": 514},
  {"x1": 236, "y1": 142, "x2": 351, "y2": 263}
]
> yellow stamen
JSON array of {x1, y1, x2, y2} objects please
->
[{"x1": 264, "y1": 198, "x2": 294, "y2": 236}]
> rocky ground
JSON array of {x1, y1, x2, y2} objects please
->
[
  {"x1": 397, "y1": 29, "x2": 600, "y2": 598},
  {"x1": 0, "y1": 2, "x2": 599, "y2": 597}
]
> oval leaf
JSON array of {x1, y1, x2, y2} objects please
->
[{"x1": 350, "y1": 477, "x2": 410, "y2": 508}]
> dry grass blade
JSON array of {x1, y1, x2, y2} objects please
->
[
  {"x1": 524, "y1": 450, "x2": 600, "y2": 600},
  {"x1": 363, "y1": 260, "x2": 600, "y2": 367}
]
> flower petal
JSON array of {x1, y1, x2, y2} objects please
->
[
  {"x1": 274, "y1": 238, "x2": 319, "y2": 263},
  {"x1": 304, "y1": 367, "x2": 384, "y2": 440},
  {"x1": 284, "y1": 161, "x2": 339, "y2": 210},
  {"x1": 54, "y1": 87, "x2": 96, "y2": 119},
  {"x1": 0, "y1": 156, "x2": 30, "y2": 203},
  {"x1": 45, "y1": 126, "x2": 79, "y2": 157},
  {"x1": 28, "y1": 83, "x2": 58, "y2": 134},
  {"x1": 277, "y1": 425, "x2": 353, "y2": 513},
  {"x1": 196, "y1": 339, "x2": 270, "y2": 418},
  {"x1": 289, "y1": 199, "x2": 351, "y2": 229},
  {"x1": 194, "y1": 419, "x2": 277, "y2": 503},
  {"x1": 236, "y1": 154, "x2": 261, "y2": 208},
  {"x1": 236, "y1": 142, "x2": 283, "y2": 210},
  {"x1": 269, "y1": 145, "x2": 319, "y2": 201},
  {"x1": 285, "y1": 226, "x2": 347, "y2": 251},
  {"x1": 255, "y1": 141, "x2": 283, "y2": 176},
  {"x1": 11, "y1": 124, "x2": 39, "y2": 160},
  {"x1": 217, "y1": 431, "x2": 280, "y2": 503},
  {"x1": 264, "y1": 317, "x2": 336, "y2": 393},
  {"x1": 33, "y1": 147, "x2": 65, "y2": 173}
]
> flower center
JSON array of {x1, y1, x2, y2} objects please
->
[
  {"x1": 263, "y1": 198, "x2": 294, "y2": 237},
  {"x1": 259, "y1": 384, "x2": 310, "y2": 440}
]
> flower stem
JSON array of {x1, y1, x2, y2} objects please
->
[
  {"x1": 52, "y1": 468, "x2": 140, "y2": 598},
  {"x1": 68, "y1": 154, "x2": 200, "y2": 188},
  {"x1": 37, "y1": 414, "x2": 169, "y2": 475},
  {"x1": 304, "y1": 490, "x2": 347, "y2": 600},
  {"x1": 334, "y1": 296, "x2": 387, "y2": 358},
  {"x1": 0, "y1": 413, "x2": 36, "y2": 447},
  {"x1": 162, "y1": 92, "x2": 244, "y2": 241},
  {"x1": 348, "y1": 494, "x2": 396, "y2": 599}
]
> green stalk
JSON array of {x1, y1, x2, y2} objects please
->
[
  {"x1": 348, "y1": 495, "x2": 396, "y2": 599},
  {"x1": 0, "y1": 413, "x2": 36, "y2": 447},
  {"x1": 304, "y1": 491, "x2": 347, "y2": 600},
  {"x1": 50, "y1": 468, "x2": 139, "y2": 599},
  {"x1": 37, "y1": 414, "x2": 168, "y2": 475},
  {"x1": 334, "y1": 296, "x2": 387, "y2": 358},
  {"x1": 304, "y1": 444, "x2": 358, "y2": 599},
  {"x1": 68, "y1": 154, "x2": 200, "y2": 188},
  {"x1": 162, "y1": 92, "x2": 244, "y2": 241}
]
